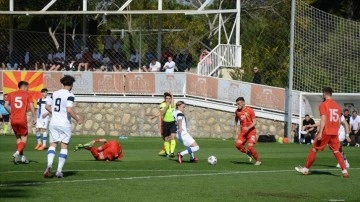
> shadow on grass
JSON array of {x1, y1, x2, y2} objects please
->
[
  {"x1": 63, "y1": 171, "x2": 78, "y2": 177},
  {"x1": 313, "y1": 164, "x2": 337, "y2": 168},
  {"x1": 0, "y1": 188, "x2": 32, "y2": 198},
  {"x1": 230, "y1": 160, "x2": 253, "y2": 165},
  {"x1": 310, "y1": 170, "x2": 336, "y2": 176}
]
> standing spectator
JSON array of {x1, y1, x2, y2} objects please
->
[
  {"x1": 163, "y1": 56, "x2": 177, "y2": 74},
  {"x1": 103, "y1": 29, "x2": 115, "y2": 58},
  {"x1": 234, "y1": 97, "x2": 261, "y2": 166},
  {"x1": 0, "y1": 46, "x2": 8, "y2": 70},
  {"x1": 0, "y1": 94, "x2": 10, "y2": 135},
  {"x1": 34, "y1": 88, "x2": 50, "y2": 151},
  {"x1": 43, "y1": 75, "x2": 82, "y2": 178},
  {"x1": 22, "y1": 48, "x2": 33, "y2": 70},
  {"x1": 252, "y1": 67, "x2": 261, "y2": 84},
  {"x1": 175, "y1": 49, "x2": 192, "y2": 72},
  {"x1": 183, "y1": 49, "x2": 193, "y2": 71},
  {"x1": 349, "y1": 110, "x2": 360, "y2": 147},
  {"x1": 7, "y1": 48, "x2": 21, "y2": 70},
  {"x1": 142, "y1": 58, "x2": 161, "y2": 72},
  {"x1": 144, "y1": 48, "x2": 157, "y2": 67},
  {"x1": 301, "y1": 114, "x2": 317, "y2": 144},
  {"x1": 174, "y1": 101, "x2": 200, "y2": 164},
  {"x1": 295, "y1": 87, "x2": 350, "y2": 178},
  {"x1": 160, "y1": 47, "x2": 174, "y2": 65},
  {"x1": 199, "y1": 49, "x2": 212, "y2": 75},
  {"x1": 5, "y1": 81, "x2": 37, "y2": 164}
]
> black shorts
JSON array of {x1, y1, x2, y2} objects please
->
[
  {"x1": 0, "y1": 114, "x2": 9, "y2": 122},
  {"x1": 162, "y1": 121, "x2": 177, "y2": 137}
]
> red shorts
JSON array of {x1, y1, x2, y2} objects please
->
[
  {"x1": 91, "y1": 141, "x2": 123, "y2": 161},
  {"x1": 11, "y1": 121, "x2": 28, "y2": 136},
  {"x1": 312, "y1": 135, "x2": 340, "y2": 151},
  {"x1": 237, "y1": 129, "x2": 257, "y2": 144}
]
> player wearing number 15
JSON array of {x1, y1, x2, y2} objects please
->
[
  {"x1": 43, "y1": 75, "x2": 83, "y2": 178},
  {"x1": 5, "y1": 81, "x2": 37, "y2": 164},
  {"x1": 295, "y1": 87, "x2": 350, "y2": 178}
]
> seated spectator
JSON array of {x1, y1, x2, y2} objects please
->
[
  {"x1": 7, "y1": 48, "x2": 21, "y2": 70},
  {"x1": 0, "y1": 46, "x2": 9, "y2": 70},
  {"x1": 127, "y1": 50, "x2": 139, "y2": 72},
  {"x1": 160, "y1": 47, "x2": 174, "y2": 65},
  {"x1": 22, "y1": 48, "x2": 33, "y2": 70},
  {"x1": 78, "y1": 48, "x2": 92, "y2": 71},
  {"x1": 49, "y1": 49, "x2": 65, "y2": 71},
  {"x1": 300, "y1": 114, "x2": 316, "y2": 144},
  {"x1": 42, "y1": 50, "x2": 54, "y2": 70},
  {"x1": 92, "y1": 49, "x2": 103, "y2": 70},
  {"x1": 142, "y1": 58, "x2": 161, "y2": 72},
  {"x1": 163, "y1": 56, "x2": 177, "y2": 74},
  {"x1": 100, "y1": 54, "x2": 114, "y2": 72},
  {"x1": 144, "y1": 48, "x2": 157, "y2": 66}
]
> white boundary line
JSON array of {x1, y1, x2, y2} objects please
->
[{"x1": 1, "y1": 168, "x2": 359, "y2": 187}]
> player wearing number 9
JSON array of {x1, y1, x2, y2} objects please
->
[
  {"x1": 5, "y1": 81, "x2": 37, "y2": 165},
  {"x1": 43, "y1": 75, "x2": 83, "y2": 178},
  {"x1": 295, "y1": 87, "x2": 350, "y2": 178}
]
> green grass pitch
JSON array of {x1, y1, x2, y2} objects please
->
[{"x1": 0, "y1": 135, "x2": 359, "y2": 202}]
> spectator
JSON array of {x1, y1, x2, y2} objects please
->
[
  {"x1": 301, "y1": 114, "x2": 317, "y2": 144},
  {"x1": 142, "y1": 58, "x2": 161, "y2": 72},
  {"x1": 92, "y1": 49, "x2": 103, "y2": 70},
  {"x1": 127, "y1": 50, "x2": 140, "y2": 72},
  {"x1": 42, "y1": 50, "x2": 54, "y2": 70},
  {"x1": 199, "y1": 49, "x2": 211, "y2": 75},
  {"x1": 163, "y1": 56, "x2": 177, "y2": 74},
  {"x1": 144, "y1": 48, "x2": 157, "y2": 66},
  {"x1": 349, "y1": 110, "x2": 360, "y2": 147},
  {"x1": 22, "y1": 48, "x2": 33, "y2": 70},
  {"x1": 49, "y1": 49, "x2": 65, "y2": 71},
  {"x1": 100, "y1": 54, "x2": 114, "y2": 72},
  {"x1": 160, "y1": 47, "x2": 174, "y2": 65},
  {"x1": 0, "y1": 46, "x2": 8, "y2": 70},
  {"x1": 7, "y1": 48, "x2": 21, "y2": 70},
  {"x1": 78, "y1": 48, "x2": 92, "y2": 71},
  {"x1": 252, "y1": 67, "x2": 262, "y2": 84},
  {"x1": 103, "y1": 29, "x2": 115, "y2": 58},
  {"x1": 175, "y1": 49, "x2": 192, "y2": 72}
]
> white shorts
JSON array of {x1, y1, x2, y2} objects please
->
[
  {"x1": 338, "y1": 131, "x2": 345, "y2": 142},
  {"x1": 36, "y1": 117, "x2": 49, "y2": 129},
  {"x1": 49, "y1": 125, "x2": 72, "y2": 144},
  {"x1": 177, "y1": 131, "x2": 195, "y2": 147}
]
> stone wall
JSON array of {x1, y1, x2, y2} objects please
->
[{"x1": 35, "y1": 102, "x2": 288, "y2": 140}]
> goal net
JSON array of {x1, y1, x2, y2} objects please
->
[{"x1": 293, "y1": 0, "x2": 360, "y2": 93}]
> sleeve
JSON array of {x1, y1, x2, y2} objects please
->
[
  {"x1": 66, "y1": 94, "x2": 75, "y2": 107},
  {"x1": 341, "y1": 115, "x2": 345, "y2": 122},
  {"x1": 159, "y1": 102, "x2": 166, "y2": 110},
  {"x1": 319, "y1": 103, "x2": 326, "y2": 116},
  {"x1": 302, "y1": 120, "x2": 306, "y2": 125},
  {"x1": 249, "y1": 108, "x2": 256, "y2": 120},
  {"x1": 177, "y1": 112, "x2": 184, "y2": 120},
  {"x1": 310, "y1": 119, "x2": 315, "y2": 125}
]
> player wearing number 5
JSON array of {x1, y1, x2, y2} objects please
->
[
  {"x1": 5, "y1": 81, "x2": 37, "y2": 164},
  {"x1": 295, "y1": 87, "x2": 350, "y2": 178},
  {"x1": 43, "y1": 75, "x2": 83, "y2": 178}
]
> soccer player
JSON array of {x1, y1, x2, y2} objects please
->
[
  {"x1": 295, "y1": 87, "x2": 350, "y2": 178},
  {"x1": 43, "y1": 75, "x2": 82, "y2": 178},
  {"x1": 234, "y1": 97, "x2": 261, "y2": 166},
  {"x1": 0, "y1": 94, "x2": 10, "y2": 135},
  {"x1": 174, "y1": 101, "x2": 199, "y2": 163},
  {"x1": 74, "y1": 139, "x2": 123, "y2": 161},
  {"x1": 34, "y1": 88, "x2": 50, "y2": 150},
  {"x1": 4, "y1": 81, "x2": 37, "y2": 164}
]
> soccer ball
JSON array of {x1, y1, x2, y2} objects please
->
[{"x1": 207, "y1": 155, "x2": 217, "y2": 165}]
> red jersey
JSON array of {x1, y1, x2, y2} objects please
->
[
  {"x1": 102, "y1": 140, "x2": 123, "y2": 161},
  {"x1": 6, "y1": 90, "x2": 33, "y2": 123},
  {"x1": 319, "y1": 98, "x2": 341, "y2": 136},
  {"x1": 235, "y1": 106, "x2": 256, "y2": 128}
]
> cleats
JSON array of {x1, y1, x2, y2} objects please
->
[
  {"x1": 158, "y1": 149, "x2": 167, "y2": 156},
  {"x1": 43, "y1": 167, "x2": 52, "y2": 178},
  {"x1": 336, "y1": 162, "x2": 350, "y2": 169},
  {"x1": 246, "y1": 151, "x2": 253, "y2": 162},
  {"x1": 254, "y1": 161, "x2": 262, "y2": 166},
  {"x1": 55, "y1": 172, "x2": 64, "y2": 178},
  {"x1": 21, "y1": 156, "x2": 29, "y2": 164},
  {"x1": 177, "y1": 152, "x2": 183, "y2": 164},
  {"x1": 342, "y1": 172, "x2": 350, "y2": 178},
  {"x1": 168, "y1": 153, "x2": 175, "y2": 158},
  {"x1": 74, "y1": 144, "x2": 84, "y2": 152},
  {"x1": 189, "y1": 157, "x2": 199, "y2": 163},
  {"x1": 12, "y1": 153, "x2": 20, "y2": 165},
  {"x1": 295, "y1": 166, "x2": 309, "y2": 175},
  {"x1": 35, "y1": 143, "x2": 42, "y2": 150},
  {"x1": 355, "y1": 143, "x2": 360, "y2": 148},
  {"x1": 37, "y1": 145, "x2": 47, "y2": 151}
]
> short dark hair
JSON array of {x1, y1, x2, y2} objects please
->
[
  {"x1": 163, "y1": 92, "x2": 171, "y2": 98},
  {"x1": 41, "y1": 88, "x2": 48, "y2": 93},
  {"x1": 236, "y1": 97, "x2": 245, "y2": 102},
  {"x1": 176, "y1": 101, "x2": 185, "y2": 109},
  {"x1": 305, "y1": 114, "x2": 310, "y2": 117},
  {"x1": 322, "y1": 87, "x2": 333, "y2": 96},
  {"x1": 18, "y1": 81, "x2": 29, "y2": 89},
  {"x1": 343, "y1": 109, "x2": 349, "y2": 112},
  {"x1": 60, "y1": 75, "x2": 75, "y2": 86}
]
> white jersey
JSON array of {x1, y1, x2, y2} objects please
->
[
  {"x1": 338, "y1": 115, "x2": 346, "y2": 142},
  {"x1": 173, "y1": 109, "x2": 188, "y2": 133},
  {"x1": 349, "y1": 115, "x2": 360, "y2": 131},
  {"x1": 37, "y1": 97, "x2": 50, "y2": 119},
  {"x1": 47, "y1": 89, "x2": 75, "y2": 128}
]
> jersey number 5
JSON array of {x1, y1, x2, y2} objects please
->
[
  {"x1": 14, "y1": 97, "x2": 23, "y2": 109},
  {"x1": 54, "y1": 98, "x2": 61, "y2": 112},
  {"x1": 329, "y1": 109, "x2": 339, "y2": 122}
]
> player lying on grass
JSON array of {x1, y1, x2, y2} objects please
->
[{"x1": 74, "y1": 139, "x2": 123, "y2": 161}]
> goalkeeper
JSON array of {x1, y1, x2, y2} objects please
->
[{"x1": 74, "y1": 139, "x2": 123, "y2": 161}]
